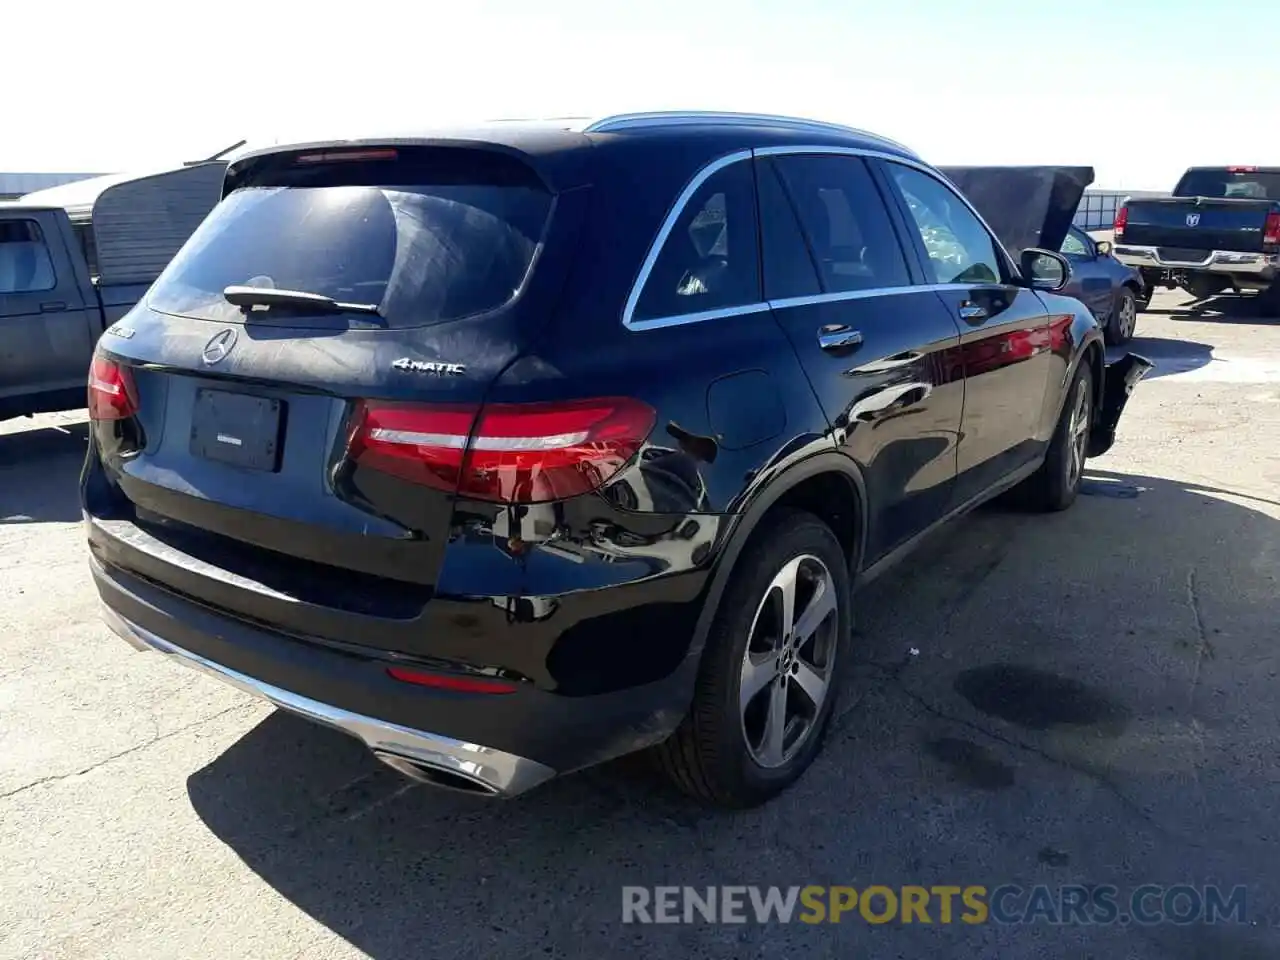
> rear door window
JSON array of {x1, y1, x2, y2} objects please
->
[
  {"x1": 632, "y1": 159, "x2": 761, "y2": 323},
  {"x1": 0, "y1": 219, "x2": 57, "y2": 295},
  {"x1": 770, "y1": 155, "x2": 911, "y2": 294},
  {"x1": 147, "y1": 149, "x2": 553, "y2": 329}
]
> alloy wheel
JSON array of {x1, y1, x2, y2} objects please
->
[
  {"x1": 1067, "y1": 379, "x2": 1090, "y2": 488},
  {"x1": 739, "y1": 554, "x2": 839, "y2": 768},
  {"x1": 1118, "y1": 293, "x2": 1137, "y2": 339}
]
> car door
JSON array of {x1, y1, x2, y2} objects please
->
[
  {"x1": 875, "y1": 160, "x2": 1057, "y2": 506},
  {"x1": 758, "y1": 151, "x2": 964, "y2": 563},
  {"x1": 0, "y1": 211, "x2": 95, "y2": 404},
  {"x1": 1060, "y1": 226, "x2": 1113, "y2": 319}
]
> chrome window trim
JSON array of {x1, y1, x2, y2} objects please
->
[
  {"x1": 622, "y1": 149, "x2": 754, "y2": 330},
  {"x1": 624, "y1": 283, "x2": 1015, "y2": 331},
  {"x1": 625, "y1": 301, "x2": 771, "y2": 331},
  {"x1": 767, "y1": 282, "x2": 1006, "y2": 311},
  {"x1": 622, "y1": 144, "x2": 1022, "y2": 332}
]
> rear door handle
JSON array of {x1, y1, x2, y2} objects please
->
[
  {"x1": 40, "y1": 301, "x2": 67, "y2": 313},
  {"x1": 958, "y1": 302, "x2": 988, "y2": 321},
  {"x1": 818, "y1": 325, "x2": 864, "y2": 352}
]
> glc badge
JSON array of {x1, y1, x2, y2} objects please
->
[
  {"x1": 202, "y1": 329, "x2": 238, "y2": 365},
  {"x1": 392, "y1": 358, "x2": 466, "y2": 376}
]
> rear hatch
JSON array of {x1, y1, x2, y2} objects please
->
[
  {"x1": 1119, "y1": 167, "x2": 1280, "y2": 253},
  {"x1": 86, "y1": 143, "x2": 582, "y2": 649}
]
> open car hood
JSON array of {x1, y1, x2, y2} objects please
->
[{"x1": 939, "y1": 166, "x2": 1095, "y2": 260}]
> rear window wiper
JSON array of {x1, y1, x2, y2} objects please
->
[{"x1": 222, "y1": 285, "x2": 385, "y2": 323}]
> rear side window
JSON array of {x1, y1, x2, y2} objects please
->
[
  {"x1": 1174, "y1": 169, "x2": 1280, "y2": 200},
  {"x1": 632, "y1": 159, "x2": 761, "y2": 323},
  {"x1": 887, "y1": 164, "x2": 1003, "y2": 285},
  {"x1": 0, "y1": 219, "x2": 57, "y2": 294},
  {"x1": 71, "y1": 219, "x2": 99, "y2": 277},
  {"x1": 771, "y1": 155, "x2": 910, "y2": 294},
  {"x1": 148, "y1": 149, "x2": 552, "y2": 328}
]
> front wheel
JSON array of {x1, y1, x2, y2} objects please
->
[
  {"x1": 1015, "y1": 362, "x2": 1094, "y2": 512},
  {"x1": 1105, "y1": 287, "x2": 1138, "y2": 345},
  {"x1": 653, "y1": 509, "x2": 851, "y2": 808}
]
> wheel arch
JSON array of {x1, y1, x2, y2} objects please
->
[{"x1": 685, "y1": 451, "x2": 867, "y2": 668}]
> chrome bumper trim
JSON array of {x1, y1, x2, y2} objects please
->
[
  {"x1": 100, "y1": 604, "x2": 557, "y2": 798},
  {"x1": 1114, "y1": 245, "x2": 1278, "y2": 276}
]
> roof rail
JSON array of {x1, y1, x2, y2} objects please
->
[{"x1": 583, "y1": 111, "x2": 914, "y2": 152}]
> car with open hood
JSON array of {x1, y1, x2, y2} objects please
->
[
  {"x1": 85, "y1": 112, "x2": 1151, "y2": 807},
  {"x1": 942, "y1": 165, "x2": 1145, "y2": 344}
]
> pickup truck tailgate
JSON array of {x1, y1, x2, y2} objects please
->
[{"x1": 1121, "y1": 197, "x2": 1274, "y2": 252}]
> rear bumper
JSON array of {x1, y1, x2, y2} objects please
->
[
  {"x1": 1114, "y1": 245, "x2": 1277, "y2": 279},
  {"x1": 102, "y1": 602, "x2": 555, "y2": 797},
  {"x1": 91, "y1": 553, "x2": 695, "y2": 795}
]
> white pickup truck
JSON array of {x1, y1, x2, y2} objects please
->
[{"x1": 1, "y1": 162, "x2": 225, "y2": 419}]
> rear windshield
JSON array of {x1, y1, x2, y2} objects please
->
[
  {"x1": 147, "y1": 149, "x2": 552, "y2": 328},
  {"x1": 1174, "y1": 169, "x2": 1280, "y2": 200}
]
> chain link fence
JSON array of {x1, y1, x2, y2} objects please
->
[{"x1": 1074, "y1": 189, "x2": 1169, "y2": 231}]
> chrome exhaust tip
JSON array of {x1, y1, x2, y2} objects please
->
[{"x1": 373, "y1": 751, "x2": 503, "y2": 796}]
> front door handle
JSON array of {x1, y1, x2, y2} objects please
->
[
  {"x1": 818, "y1": 324, "x2": 864, "y2": 352},
  {"x1": 958, "y1": 302, "x2": 988, "y2": 322},
  {"x1": 40, "y1": 301, "x2": 67, "y2": 313}
]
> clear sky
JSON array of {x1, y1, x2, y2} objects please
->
[{"x1": 10, "y1": 0, "x2": 1278, "y2": 189}]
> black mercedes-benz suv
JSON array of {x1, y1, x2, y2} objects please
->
[{"x1": 84, "y1": 112, "x2": 1150, "y2": 807}]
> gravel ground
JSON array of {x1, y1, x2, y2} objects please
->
[{"x1": 2, "y1": 287, "x2": 1278, "y2": 959}]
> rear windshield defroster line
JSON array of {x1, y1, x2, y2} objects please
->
[{"x1": 147, "y1": 148, "x2": 553, "y2": 330}]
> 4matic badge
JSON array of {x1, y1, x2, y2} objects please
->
[{"x1": 392, "y1": 358, "x2": 466, "y2": 376}]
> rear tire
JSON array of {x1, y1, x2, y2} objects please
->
[
  {"x1": 1105, "y1": 287, "x2": 1138, "y2": 345},
  {"x1": 1016, "y1": 362, "x2": 1094, "y2": 512},
  {"x1": 653, "y1": 509, "x2": 851, "y2": 808},
  {"x1": 1258, "y1": 283, "x2": 1280, "y2": 319},
  {"x1": 1183, "y1": 274, "x2": 1228, "y2": 301}
]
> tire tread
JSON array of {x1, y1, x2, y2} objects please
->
[{"x1": 653, "y1": 508, "x2": 849, "y2": 808}]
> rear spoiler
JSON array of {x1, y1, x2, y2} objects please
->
[
  {"x1": 222, "y1": 130, "x2": 594, "y2": 199},
  {"x1": 939, "y1": 166, "x2": 1095, "y2": 259}
]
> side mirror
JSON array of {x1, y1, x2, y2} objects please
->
[
  {"x1": 1095, "y1": 239, "x2": 1113, "y2": 257},
  {"x1": 1020, "y1": 248, "x2": 1072, "y2": 293}
]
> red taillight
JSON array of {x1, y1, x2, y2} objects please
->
[
  {"x1": 87, "y1": 356, "x2": 138, "y2": 421},
  {"x1": 1227, "y1": 166, "x2": 1258, "y2": 173},
  {"x1": 1264, "y1": 211, "x2": 1280, "y2": 247},
  {"x1": 386, "y1": 665, "x2": 518, "y2": 694},
  {"x1": 1113, "y1": 204, "x2": 1128, "y2": 238},
  {"x1": 347, "y1": 397, "x2": 656, "y2": 504}
]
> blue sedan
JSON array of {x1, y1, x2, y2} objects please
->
[{"x1": 1059, "y1": 226, "x2": 1146, "y2": 345}]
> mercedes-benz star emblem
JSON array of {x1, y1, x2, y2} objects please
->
[{"x1": 202, "y1": 329, "x2": 238, "y2": 365}]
